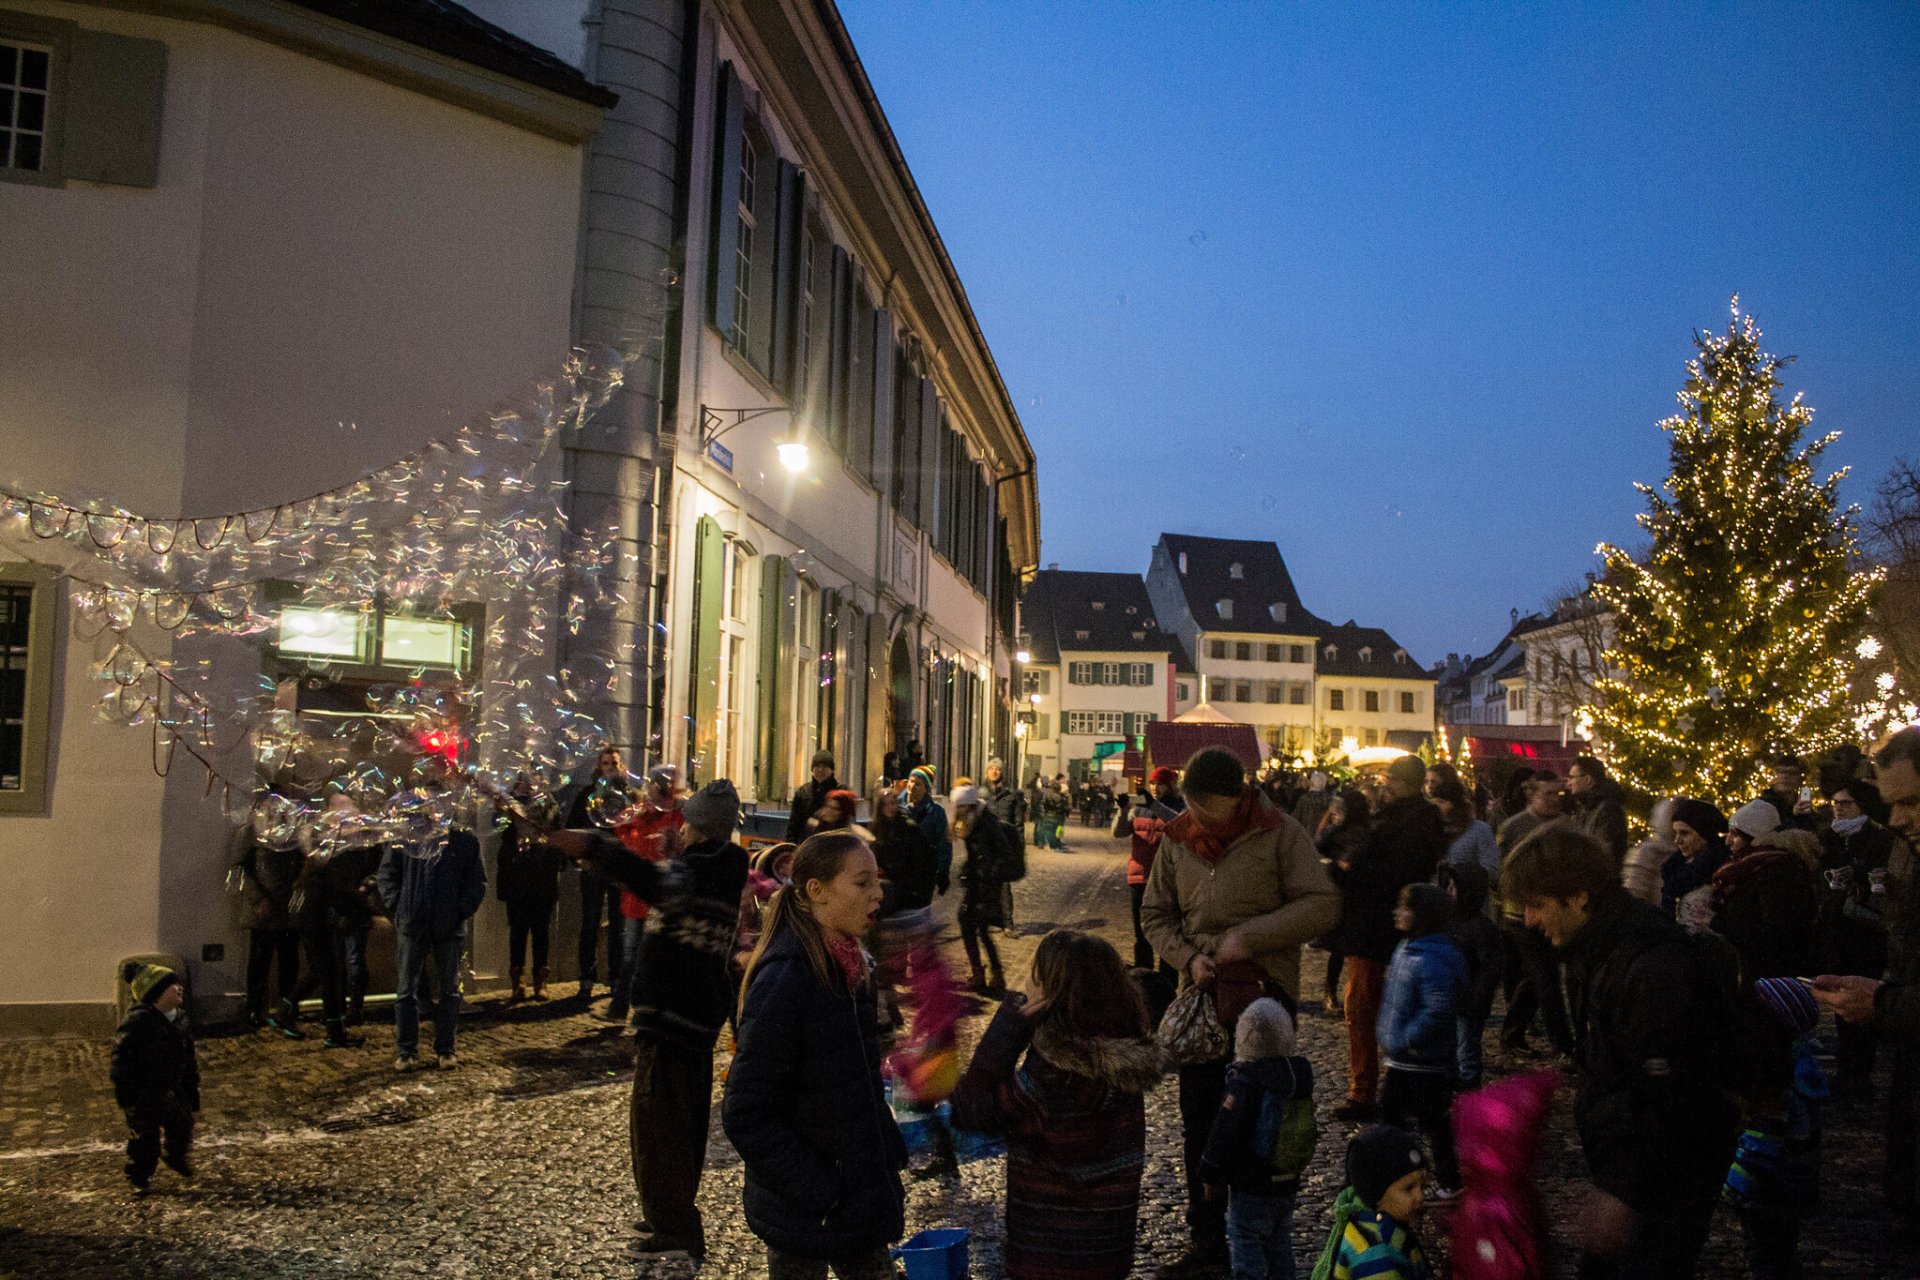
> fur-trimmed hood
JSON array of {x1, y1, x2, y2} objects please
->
[{"x1": 1031, "y1": 1023, "x2": 1168, "y2": 1092}]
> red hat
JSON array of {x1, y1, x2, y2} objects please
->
[{"x1": 1148, "y1": 766, "x2": 1179, "y2": 787}]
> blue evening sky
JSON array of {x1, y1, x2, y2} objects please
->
[{"x1": 835, "y1": 1, "x2": 1920, "y2": 664}]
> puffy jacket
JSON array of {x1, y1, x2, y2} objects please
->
[
  {"x1": 1124, "y1": 794, "x2": 1184, "y2": 887},
  {"x1": 1378, "y1": 934, "x2": 1467, "y2": 1073},
  {"x1": 722, "y1": 923, "x2": 906, "y2": 1258},
  {"x1": 1334, "y1": 796, "x2": 1447, "y2": 962},
  {"x1": 1140, "y1": 794, "x2": 1341, "y2": 1001},
  {"x1": 111, "y1": 1004, "x2": 200, "y2": 1113},
  {"x1": 1199, "y1": 1054, "x2": 1316, "y2": 1196},
  {"x1": 1558, "y1": 889, "x2": 1741, "y2": 1213},
  {"x1": 613, "y1": 804, "x2": 683, "y2": 921},
  {"x1": 377, "y1": 831, "x2": 486, "y2": 939}
]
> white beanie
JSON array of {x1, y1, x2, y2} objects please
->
[
  {"x1": 1730, "y1": 799, "x2": 1782, "y2": 840},
  {"x1": 949, "y1": 784, "x2": 981, "y2": 810},
  {"x1": 1234, "y1": 997, "x2": 1296, "y2": 1062}
]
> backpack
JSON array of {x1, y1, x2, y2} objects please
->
[
  {"x1": 1251, "y1": 1061, "x2": 1317, "y2": 1181},
  {"x1": 998, "y1": 817, "x2": 1027, "y2": 883}
]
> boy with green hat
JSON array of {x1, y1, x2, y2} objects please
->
[{"x1": 111, "y1": 961, "x2": 200, "y2": 1194}]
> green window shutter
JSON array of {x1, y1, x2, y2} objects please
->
[
  {"x1": 916, "y1": 379, "x2": 939, "y2": 533},
  {"x1": 707, "y1": 61, "x2": 745, "y2": 337},
  {"x1": 828, "y1": 247, "x2": 854, "y2": 454},
  {"x1": 689, "y1": 517, "x2": 724, "y2": 775},
  {"x1": 64, "y1": 28, "x2": 166, "y2": 188},
  {"x1": 868, "y1": 309, "x2": 894, "y2": 487},
  {"x1": 769, "y1": 159, "x2": 803, "y2": 392},
  {"x1": 755, "y1": 556, "x2": 790, "y2": 800},
  {"x1": 849, "y1": 283, "x2": 875, "y2": 478}
]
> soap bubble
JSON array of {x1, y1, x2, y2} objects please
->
[{"x1": 252, "y1": 793, "x2": 307, "y2": 851}]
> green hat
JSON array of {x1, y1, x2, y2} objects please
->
[{"x1": 122, "y1": 960, "x2": 179, "y2": 1005}]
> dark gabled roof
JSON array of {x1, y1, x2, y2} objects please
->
[
  {"x1": 1023, "y1": 570, "x2": 1176, "y2": 661},
  {"x1": 1486, "y1": 649, "x2": 1527, "y2": 682},
  {"x1": 1167, "y1": 634, "x2": 1196, "y2": 676},
  {"x1": 288, "y1": 0, "x2": 618, "y2": 106},
  {"x1": 1156, "y1": 534, "x2": 1323, "y2": 637},
  {"x1": 1314, "y1": 622, "x2": 1427, "y2": 680}
]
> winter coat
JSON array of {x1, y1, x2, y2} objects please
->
[
  {"x1": 909, "y1": 796, "x2": 952, "y2": 885},
  {"x1": 1334, "y1": 796, "x2": 1447, "y2": 963},
  {"x1": 1317, "y1": 818, "x2": 1369, "y2": 869},
  {"x1": 1659, "y1": 839, "x2": 1730, "y2": 915},
  {"x1": 1311, "y1": 1184, "x2": 1430, "y2": 1280},
  {"x1": 722, "y1": 923, "x2": 906, "y2": 1259},
  {"x1": 1378, "y1": 933, "x2": 1467, "y2": 1074},
  {"x1": 1199, "y1": 1054, "x2": 1315, "y2": 1196},
  {"x1": 1758, "y1": 788, "x2": 1821, "y2": 834},
  {"x1": 1569, "y1": 779, "x2": 1631, "y2": 863},
  {"x1": 111, "y1": 1004, "x2": 200, "y2": 1113},
  {"x1": 958, "y1": 809, "x2": 1014, "y2": 929},
  {"x1": 580, "y1": 832, "x2": 748, "y2": 1049},
  {"x1": 495, "y1": 823, "x2": 564, "y2": 911},
  {"x1": 1450, "y1": 1070, "x2": 1557, "y2": 1280},
  {"x1": 1446, "y1": 862, "x2": 1503, "y2": 1022},
  {"x1": 236, "y1": 832, "x2": 304, "y2": 929},
  {"x1": 1292, "y1": 789, "x2": 1332, "y2": 838},
  {"x1": 1817, "y1": 820, "x2": 1895, "y2": 976},
  {"x1": 984, "y1": 780, "x2": 1027, "y2": 832},
  {"x1": 785, "y1": 775, "x2": 841, "y2": 844},
  {"x1": 1873, "y1": 870, "x2": 1920, "y2": 1127},
  {"x1": 872, "y1": 814, "x2": 937, "y2": 917},
  {"x1": 289, "y1": 843, "x2": 384, "y2": 933},
  {"x1": 1038, "y1": 786, "x2": 1071, "y2": 822},
  {"x1": 1141, "y1": 794, "x2": 1342, "y2": 1001},
  {"x1": 377, "y1": 830, "x2": 486, "y2": 939},
  {"x1": 1123, "y1": 794, "x2": 1184, "y2": 887},
  {"x1": 952, "y1": 998, "x2": 1165, "y2": 1280},
  {"x1": 1558, "y1": 889, "x2": 1741, "y2": 1214},
  {"x1": 1445, "y1": 820, "x2": 1501, "y2": 886},
  {"x1": 1711, "y1": 850, "x2": 1818, "y2": 982},
  {"x1": 612, "y1": 804, "x2": 683, "y2": 921}
]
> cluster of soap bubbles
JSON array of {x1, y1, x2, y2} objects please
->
[{"x1": 1, "y1": 350, "x2": 631, "y2": 818}]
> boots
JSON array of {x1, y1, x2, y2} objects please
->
[
  {"x1": 531, "y1": 967, "x2": 549, "y2": 1001},
  {"x1": 510, "y1": 967, "x2": 528, "y2": 1001},
  {"x1": 967, "y1": 964, "x2": 989, "y2": 993},
  {"x1": 344, "y1": 992, "x2": 365, "y2": 1027},
  {"x1": 269, "y1": 997, "x2": 306, "y2": 1039},
  {"x1": 322, "y1": 1018, "x2": 364, "y2": 1049}
]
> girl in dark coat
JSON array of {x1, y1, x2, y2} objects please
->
[
  {"x1": 953, "y1": 930, "x2": 1167, "y2": 1280},
  {"x1": 722, "y1": 832, "x2": 906, "y2": 1279},
  {"x1": 952, "y1": 785, "x2": 1012, "y2": 993}
]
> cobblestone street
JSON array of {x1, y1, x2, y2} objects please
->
[{"x1": 2, "y1": 830, "x2": 1913, "y2": 1278}]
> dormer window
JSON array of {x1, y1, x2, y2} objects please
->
[
  {"x1": 1359, "y1": 646, "x2": 1373, "y2": 663},
  {"x1": 1268, "y1": 602, "x2": 1286, "y2": 623},
  {"x1": 1229, "y1": 563, "x2": 1244, "y2": 580},
  {"x1": 1216, "y1": 599, "x2": 1233, "y2": 621},
  {"x1": 1131, "y1": 630, "x2": 1146, "y2": 641},
  {"x1": 1178, "y1": 552, "x2": 1189, "y2": 574},
  {"x1": 1074, "y1": 629, "x2": 1090, "y2": 641},
  {"x1": 1090, "y1": 601, "x2": 1105, "y2": 611},
  {"x1": 1394, "y1": 649, "x2": 1407, "y2": 665},
  {"x1": 1324, "y1": 645, "x2": 1338, "y2": 661}
]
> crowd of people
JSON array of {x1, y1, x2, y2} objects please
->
[{"x1": 107, "y1": 727, "x2": 1920, "y2": 1280}]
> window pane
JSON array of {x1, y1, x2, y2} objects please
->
[
  {"x1": 381, "y1": 616, "x2": 466, "y2": 670},
  {"x1": 21, "y1": 48, "x2": 48, "y2": 90},
  {"x1": 2, "y1": 45, "x2": 18, "y2": 84},
  {"x1": 277, "y1": 606, "x2": 368, "y2": 661},
  {"x1": 17, "y1": 89, "x2": 43, "y2": 132},
  {"x1": 13, "y1": 132, "x2": 39, "y2": 171},
  {"x1": 2, "y1": 89, "x2": 14, "y2": 127},
  {"x1": 1, "y1": 583, "x2": 33, "y2": 790}
]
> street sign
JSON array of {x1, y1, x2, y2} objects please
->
[{"x1": 707, "y1": 441, "x2": 734, "y2": 473}]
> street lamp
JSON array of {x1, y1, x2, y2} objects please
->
[
  {"x1": 1014, "y1": 648, "x2": 1031, "y2": 664},
  {"x1": 700, "y1": 405, "x2": 810, "y2": 474}
]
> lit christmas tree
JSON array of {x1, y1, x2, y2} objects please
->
[{"x1": 1590, "y1": 301, "x2": 1877, "y2": 808}]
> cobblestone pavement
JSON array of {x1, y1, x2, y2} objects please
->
[{"x1": 2, "y1": 826, "x2": 1913, "y2": 1278}]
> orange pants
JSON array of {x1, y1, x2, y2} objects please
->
[{"x1": 1343, "y1": 956, "x2": 1387, "y2": 1105}]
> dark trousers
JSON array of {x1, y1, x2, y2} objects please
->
[
  {"x1": 341, "y1": 927, "x2": 370, "y2": 1012},
  {"x1": 1324, "y1": 944, "x2": 1346, "y2": 1003},
  {"x1": 124, "y1": 1093, "x2": 194, "y2": 1187},
  {"x1": 1379, "y1": 1067, "x2": 1459, "y2": 1188},
  {"x1": 630, "y1": 1037, "x2": 713, "y2": 1254},
  {"x1": 506, "y1": 899, "x2": 553, "y2": 973},
  {"x1": 1129, "y1": 882, "x2": 1153, "y2": 968},
  {"x1": 1502, "y1": 923, "x2": 1572, "y2": 1051},
  {"x1": 1575, "y1": 1191, "x2": 1718, "y2": 1280},
  {"x1": 960, "y1": 914, "x2": 1003, "y2": 983},
  {"x1": 765, "y1": 1245, "x2": 894, "y2": 1279},
  {"x1": 293, "y1": 929, "x2": 346, "y2": 1025},
  {"x1": 1178, "y1": 1058, "x2": 1231, "y2": 1244},
  {"x1": 1737, "y1": 1207, "x2": 1803, "y2": 1280},
  {"x1": 578, "y1": 872, "x2": 623, "y2": 989},
  {"x1": 245, "y1": 926, "x2": 299, "y2": 1015}
]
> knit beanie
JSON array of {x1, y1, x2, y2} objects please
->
[
  {"x1": 1400, "y1": 881, "x2": 1454, "y2": 937},
  {"x1": 1671, "y1": 798, "x2": 1728, "y2": 839},
  {"x1": 1181, "y1": 749, "x2": 1246, "y2": 799},
  {"x1": 1754, "y1": 977, "x2": 1820, "y2": 1039},
  {"x1": 1234, "y1": 996, "x2": 1296, "y2": 1062},
  {"x1": 1730, "y1": 799, "x2": 1782, "y2": 840},
  {"x1": 1148, "y1": 765, "x2": 1179, "y2": 788},
  {"x1": 681, "y1": 780, "x2": 741, "y2": 842},
  {"x1": 811, "y1": 749, "x2": 835, "y2": 770},
  {"x1": 910, "y1": 765, "x2": 937, "y2": 794},
  {"x1": 1347, "y1": 1124, "x2": 1426, "y2": 1209},
  {"x1": 949, "y1": 784, "x2": 981, "y2": 810},
  {"x1": 122, "y1": 960, "x2": 180, "y2": 1006}
]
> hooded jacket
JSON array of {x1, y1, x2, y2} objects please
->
[
  {"x1": 952, "y1": 997, "x2": 1166, "y2": 1280},
  {"x1": 1141, "y1": 793, "x2": 1341, "y2": 1001},
  {"x1": 1711, "y1": 846, "x2": 1818, "y2": 982},
  {"x1": 1559, "y1": 889, "x2": 1741, "y2": 1213},
  {"x1": 1199, "y1": 1053, "x2": 1316, "y2": 1195},
  {"x1": 722, "y1": 922, "x2": 906, "y2": 1259},
  {"x1": 1378, "y1": 933, "x2": 1468, "y2": 1073},
  {"x1": 1445, "y1": 862, "x2": 1503, "y2": 1022},
  {"x1": 1310, "y1": 1184, "x2": 1431, "y2": 1280}
]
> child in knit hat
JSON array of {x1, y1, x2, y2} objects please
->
[
  {"x1": 1310, "y1": 1124, "x2": 1432, "y2": 1280},
  {"x1": 1201, "y1": 997, "x2": 1317, "y2": 1279},
  {"x1": 1724, "y1": 977, "x2": 1827, "y2": 1280},
  {"x1": 110, "y1": 961, "x2": 200, "y2": 1194}
]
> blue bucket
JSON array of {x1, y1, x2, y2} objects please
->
[{"x1": 891, "y1": 1227, "x2": 969, "y2": 1280}]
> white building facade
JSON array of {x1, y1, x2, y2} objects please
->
[{"x1": 1018, "y1": 570, "x2": 1173, "y2": 783}]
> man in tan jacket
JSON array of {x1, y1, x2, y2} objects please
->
[{"x1": 1141, "y1": 748, "x2": 1341, "y2": 1279}]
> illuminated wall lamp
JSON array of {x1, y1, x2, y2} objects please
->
[{"x1": 700, "y1": 404, "x2": 810, "y2": 474}]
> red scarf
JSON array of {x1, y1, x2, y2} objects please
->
[
  {"x1": 825, "y1": 933, "x2": 867, "y2": 990},
  {"x1": 1165, "y1": 789, "x2": 1281, "y2": 865}
]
